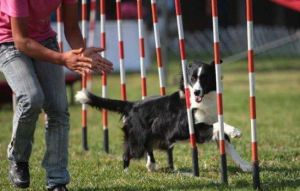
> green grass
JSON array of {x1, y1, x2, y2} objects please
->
[{"x1": 0, "y1": 57, "x2": 300, "y2": 190}]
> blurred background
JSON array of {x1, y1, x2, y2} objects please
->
[
  {"x1": 60, "y1": 0, "x2": 300, "y2": 67},
  {"x1": 1, "y1": 0, "x2": 300, "y2": 105}
]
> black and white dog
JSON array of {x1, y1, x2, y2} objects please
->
[{"x1": 75, "y1": 60, "x2": 252, "y2": 172}]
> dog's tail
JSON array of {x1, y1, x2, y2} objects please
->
[{"x1": 75, "y1": 90, "x2": 133, "y2": 114}]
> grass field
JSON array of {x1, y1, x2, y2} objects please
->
[{"x1": 0, "y1": 57, "x2": 299, "y2": 190}]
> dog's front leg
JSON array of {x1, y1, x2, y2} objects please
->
[
  {"x1": 225, "y1": 140, "x2": 252, "y2": 172},
  {"x1": 146, "y1": 150, "x2": 156, "y2": 172},
  {"x1": 167, "y1": 147, "x2": 174, "y2": 170},
  {"x1": 212, "y1": 125, "x2": 251, "y2": 172},
  {"x1": 213, "y1": 122, "x2": 242, "y2": 138}
]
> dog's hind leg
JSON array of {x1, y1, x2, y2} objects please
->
[
  {"x1": 146, "y1": 150, "x2": 156, "y2": 172},
  {"x1": 167, "y1": 147, "x2": 174, "y2": 170},
  {"x1": 123, "y1": 146, "x2": 131, "y2": 172}
]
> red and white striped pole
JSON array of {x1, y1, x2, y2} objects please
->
[
  {"x1": 116, "y1": 0, "x2": 127, "y2": 101},
  {"x1": 100, "y1": 0, "x2": 109, "y2": 153},
  {"x1": 81, "y1": 0, "x2": 88, "y2": 151},
  {"x1": 137, "y1": 0, "x2": 147, "y2": 99},
  {"x1": 56, "y1": 6, "x2": 63, "y2": 53},
  {"x1": 211, "y1": 0, "x2": 228, "y2": 184},
  {"x1": 174, "y1": 0, "x2": 199, "y2": 177},
  {"x1": 151, "y1": 0, "x2": 166, "y2": 96},
  {"x1": 246, "y1": 0, "x2": 260, "y2": 189},
  {"x1": 88, "y1": 0, "x2": 96, "y2": 49},
  {"x1": 86, "y1": 0, "x2": 97, "y2": 91},
  {"x1": 151, "y1": 0, "x2": 174, "y2": 169}
]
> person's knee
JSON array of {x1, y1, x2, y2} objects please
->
[
  {"x1": 44, "y1": 99, "x2": 69, "y2": 126},
  {"x1": 18, "y1": 90, "x2": 44, "y2": 115}
]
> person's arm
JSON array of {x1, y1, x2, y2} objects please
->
[
  {"x1": 11, "y1": 17, "x2": 93, "y2": 75},
  {"x1": 62, "y1": 2, "x2": 113, "y2": 73},
  {"x1": 62, "y1": 2, "x2": 85, "y2": 50}
]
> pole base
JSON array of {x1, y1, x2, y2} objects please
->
[
  {"x1": 253, "y1": 161, "x2": 261, "y2": 190},
  {"x1": 191, "y1": 147, "x2": 199, "y2": 177},
  {"x1": 82, "y1": 127, "x2": 88, "y2": 151},
  {"x1": 103, "y1": 128, "x2": 109, "y2": 153},
  {"x1": 220, "y1": 153, "x2": 228, "y2": 184}
]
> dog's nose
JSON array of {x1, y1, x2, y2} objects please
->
[{"x1": 194, "y1": 90, "x2": 201, "y2": 96}]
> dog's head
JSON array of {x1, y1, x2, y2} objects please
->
[{"x1": 180, "y1": 60, "x2": 217, "y2": 106}]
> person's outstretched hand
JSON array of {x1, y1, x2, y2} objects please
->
[
  {"x1": 62, "y1": 48, "x2": 93, "y2": 75},
  {"x1": 82, "y1": 47, "x2": 113, "y2": 73}
]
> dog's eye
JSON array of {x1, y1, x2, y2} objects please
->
[{"x1": 191, "y1": 76, "x2": 197, "y2": 82}]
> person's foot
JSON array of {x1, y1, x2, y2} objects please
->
[
  {"x1": 48, "y1": 185, "x2": 68, "y2": 191},
  {"x1": 9, "y1": 161, "x2": 30, "y2": 188}
]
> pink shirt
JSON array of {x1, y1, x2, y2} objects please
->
[{"x1": 0, "y1": 0, "x2": 77, "y2": 43}]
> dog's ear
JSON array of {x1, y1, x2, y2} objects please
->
[
  {"x1": 185, "y1": 62, "x2": 193, "y2": 74},
  {"x1": 209, "y1": 60, "x2": 223, "y2": 65}
]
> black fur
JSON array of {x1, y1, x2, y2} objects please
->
[{"x1": 79, "y1": 60, "x2": 225, "y2": 170}]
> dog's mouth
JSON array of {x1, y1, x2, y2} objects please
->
[{"x1": 195, "y1": 96, "x2": 203, "y2": 103}]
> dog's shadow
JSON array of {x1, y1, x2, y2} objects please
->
[
  {"x1": 75, "y1": 167, "x2": 222, "y2": 191},
  {"x1": 74, "y1": 166, "x2": 300, "y2": 191}
]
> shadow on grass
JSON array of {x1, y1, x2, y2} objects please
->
[
  {"x1": 74, "y1": 167, "x2": 247, "y2": 191},
  {"x1": 69, "y1": 165, "x2": 300, "y2": 190},
  {"x1": 76, "y1": 182, "x2": 222, "y2": 191},
  {"x1": 156, "y1": 167, "x2": 195, "y2": 175}
]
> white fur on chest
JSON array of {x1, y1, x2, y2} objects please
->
[{"x1": 192, "y1": 91, "x2": 217, "y2": 124}]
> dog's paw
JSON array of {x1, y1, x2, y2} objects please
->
[
  {"x1": 146, "y1": 162, "x2": 156, "y2": 172},
  {"x1": 124, "y1": 168, "x2": 129, "y2": 173},
  {"x1": 240, "y1": 162, "x2": 252, "y2": 172},
  {"x1": 229, "y1": 128, "x2": 242, "y2": 138},
  {"x1": 222, "y1": 123, "x2": 242, "y2": 138}
]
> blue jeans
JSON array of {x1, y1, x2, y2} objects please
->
[{"x1": 0, "y1": 37, "x2": 70, "y2": 188}]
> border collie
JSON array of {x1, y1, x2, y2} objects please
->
[{"x1": 75, "y1": 60, "x2": 252, "y2": 172}]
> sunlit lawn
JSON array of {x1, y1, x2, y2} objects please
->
[{"x1": 0, "y1": 57, "x2": 299, "y2": 190}]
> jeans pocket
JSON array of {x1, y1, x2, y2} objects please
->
[{"x1": 0, "y1": 45, "x2": 21, "y2": 69}]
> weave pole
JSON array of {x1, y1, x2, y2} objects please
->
[
  {"x1": 137, "y1": 0, "x2": 147, "y2": 99},
  {"x1": 81, "y1": 0, "x2": 88, "y2": 151},
  {"x1": 246, "y1": 0, "x2": 260, "y2": 189},
  {"x1": 174, "y1": 0, "x2": 199, "y2": 177},
  {"x1": 56, "y1": 6, "x2": 63, "y2": 53},
  {"x1": 116, "y1": 0, "x2": 127, "y2": 101},
  {"x1": 88, "y1": 0, "x2": 96, "y2": 50},
  {"x1": 100, "y1": 0, "x2": 109, "y2": 153},
  {"x1": 87, "y1": 0, "x2": 97, "y2": 91},
  {"x1": 151, "y1": 0, "x2": 174, "y2": 169},
  {"x1": 150, "y1": 0, "x2": 166, "y2": 96},
  {"x1": 211, "y1": 0, "x2": 228, "y2": 184}
]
